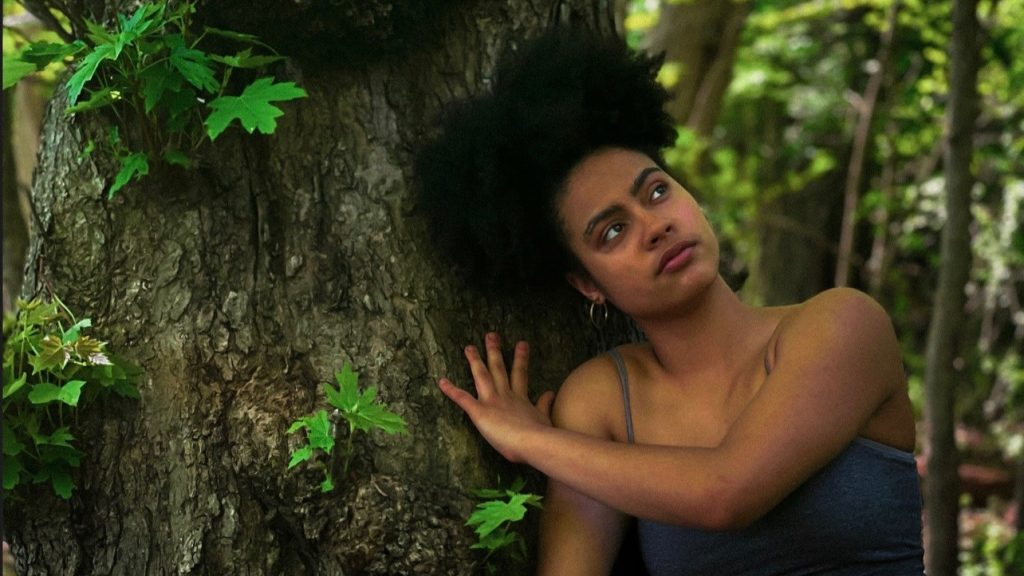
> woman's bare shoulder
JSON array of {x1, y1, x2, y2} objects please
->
[{"x1": 551, "y1": 348, "x2": 641, "y2": 438}]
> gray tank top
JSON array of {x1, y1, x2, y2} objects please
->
[{"x1": 607, "y1": 348, "x2": 925, "y2": 576}]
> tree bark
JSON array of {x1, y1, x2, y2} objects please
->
[
  {"x1": 923, "y1": 0, "x2": 981, "y2": 574},
  {"x1": 5, "y1": 2, "x2": 627, "y2": 574}
]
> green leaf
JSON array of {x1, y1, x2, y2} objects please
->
[
  {"x1": 62, "y1": 318, "x2": 92, "y2": 344},
  {"x1": 3, "y1": 373, "x2": 27, "y2": 399},
  {"x1": 3, "y1": 57, "x2": 39, "y2": 89},
  {"x1": 37, "y1": 334, "x2": 69, "y2": 371},
  {"x1": 471, "y1": 528, "x2": 518, "y2": 552},
  {"x1": 304, "y1": 410, "x2": 334, "y2": 453},
  {"x1": 467, "y1": 496, "x2": 530, "y2": 539},
  {"x1": 65, "y1": 87, "x2": 119, "y2": 114},
  {"x1": 51, "y1": 469, "x2": 75, "y2": 499},
  {"x1": 336, "y1": 363, "x2": 360, "y2": 410},
  {"x1": 203, "y1": 26, "x2": 261, "y2": 44},
  {"x1": 109, "y1": 152, "x2": 150, "y2": 198},
  {"x1": 347, "y1": 403, "x2": 407, "y2": 435},
  {"x1": 84, "y1": 19, "x2": 115, "y2": 46},
  {"x1": 209, "y1": 50, "x2": 285, "y2": 69},
  {"x1": 3, "y1": 423, "x2": 25, "y2": 456},
  {"x1": 204, "y1": 77, "x2": 307, "y2": 141},
  {"x1": 22, "y1": 299, "x2": 61, "y2": 326},
  {"x1": 38, "y1": 465, "x2": 75, "y2": 499},
  {"x1": 287, "y1": 445, "x2": 313, "y2": 469},
  {"x1": 66, "y1": 43, "x2": 117, "y2": 106},
  {"x1": 3, "y1": 454, "x2": 23, "y2": 490},
  {"x1": 163, "y1": 86, "x2": 200, "y2": 133},
  {"x1": 165, "y1": 35, "x2": 218, "y2": 93},
  {"x1": 320, "y1": 472, "x2": 334, "y2": 493},
  {"x1": 287, "y1": 410, "x2": 334, "y2": 464},
  {"x1": 163, "y1": 149, "x2": 191, "y2": 168},
  {"x1": 139, "y1": 61, "x2": 184, "y2": 113},
  {"x1": 41, "y1": 426, "x2": 75, "y2": 448},
  {"x1": 38, "y1": 443, "x2": 83, "y2": 467},
  {"x1": 19, "y1": 40, "x2": 87, "y2": 67},
  {"x1": 27, "y1": 380, "x2": 85, "y2": 406}
]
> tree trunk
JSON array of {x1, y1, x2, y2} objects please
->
[
  {"x1": 923, "y1": 0, "x2": 981, "y2": 574},
  {"x1": 643, "y1": 0, "x2": 750, "y2": 137},
  {"x1": 834, "y1": 1, "x2": 897, "y2": 288},
  {"x1": 5, "y1": 2, "x2": 625, "y2": 574}
]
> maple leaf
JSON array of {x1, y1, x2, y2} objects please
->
[{"x1": 204, "y1": 77, "x2": 307, "y2": 141}]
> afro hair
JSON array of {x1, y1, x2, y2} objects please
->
[{"x1": 416, "y1": 29, "x2": 676, "y2": 287}]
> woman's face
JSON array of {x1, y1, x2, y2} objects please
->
[{"x1": 558, "y1": 147, "x2": 720, "y2": 321}]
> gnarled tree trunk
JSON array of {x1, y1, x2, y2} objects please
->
[{"x1": 5, "y1": 1, "x2": 624, "y2": 574}]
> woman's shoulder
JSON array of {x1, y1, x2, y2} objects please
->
[
  {"x1": 780, "y1": 287, "x2": 893, "y2": 336},
  {"x1": 769, "y1": 287, "x2": 901, "y2": 379},
  {"x1": 551, "y1": 344, "x2": 652, "y2": 439}
]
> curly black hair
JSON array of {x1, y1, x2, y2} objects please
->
[{"x1": 416, "y1": 30, "x2": 676, "y2": 287}]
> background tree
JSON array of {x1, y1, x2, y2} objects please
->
[
  {"x1": 923, "y1": 0, "x2": 981, "y2": 573},
  {"x1": 3, "y1": 1, "x2": 630, "y2": 574}
]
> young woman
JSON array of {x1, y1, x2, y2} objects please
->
[{"x1": 418, "y1": 31, "x2": 925, "y2": 575}]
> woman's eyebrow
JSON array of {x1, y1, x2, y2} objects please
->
[{"x1": 583, "y1": 166, "x2": 662, "y2": 239}]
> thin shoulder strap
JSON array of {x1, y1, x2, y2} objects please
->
[{"x1": 607, "y1": 348, "x2": 636, "y2": 444}]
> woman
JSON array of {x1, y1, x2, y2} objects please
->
[{"x1": 418, "y1": 31, "x2": 924, "y2": 575}]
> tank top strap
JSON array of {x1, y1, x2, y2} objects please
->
[{"x1": 607, "y1": 348, "x2": 636, "y2": 444}]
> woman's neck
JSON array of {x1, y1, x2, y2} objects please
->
[{"x1": 635, "y1": 276, "x2": 768, "y2": 380}]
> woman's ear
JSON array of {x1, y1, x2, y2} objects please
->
[{"x1": 566, "y1": 272, "x2": 607, "y2": 304}]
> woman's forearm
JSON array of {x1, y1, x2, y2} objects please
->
[{"x1": 521, "y1": 424, "x2": 736, "y2": 529}]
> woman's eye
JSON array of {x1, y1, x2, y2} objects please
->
[
  {"x1": 602, "y1": 223, "x2": 624, "y2": 243},
  {"x1": 650, "y1": 183, "x2": 668, "y2": 201}
]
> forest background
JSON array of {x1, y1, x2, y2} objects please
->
[{"x1": 2, "y1": 0, "x2": 1022, "y2": 575}]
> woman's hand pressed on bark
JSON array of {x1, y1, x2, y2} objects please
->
[{"x1": 438, "y1": 332, "x2": 555, "y2": 464}]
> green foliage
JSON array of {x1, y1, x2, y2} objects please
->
[
  {"x1": 467, "y1": 477, "x2": 543, "y2": 572},
  {"x1": 3, "y1": 297, "x2": 140, "y2": 499},
  {"x1": 204, "y1": 77, "x2": 306, "y2": 140},
  {"x1": 4, "y1": 0, "x2": 305, "y2": 197},
  {"x1": 961, "y1": 514, "x2": 1024, "y2": 576},
  {"x1": 287, "y1": 362, "x2": 407, "y2": 492}
]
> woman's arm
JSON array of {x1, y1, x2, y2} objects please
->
[
  {"x1": 537, "y1": 359, "x2": 632, "y2": 575},
  {"x1": 439, "y1": 288, "x2": 907, "y2": 529}
]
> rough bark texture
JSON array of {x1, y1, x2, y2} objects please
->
[
  {"x1": 923, "y1": 0, "x2": 980, "y2": 574},
  {"x1": 5, "y1": 2, "x2": 628, "y2": 574}
]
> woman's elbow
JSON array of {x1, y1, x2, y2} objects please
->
[{"x1": 688, "y1": 480, "x2": 761, "y2": 531}]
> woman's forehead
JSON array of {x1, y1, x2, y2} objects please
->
[{"x1": 562, "y1": 149, "x2": 660, "y2": 210}]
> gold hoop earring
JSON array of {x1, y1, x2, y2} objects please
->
[{"x1": 589, "y1": 300, "x2": 608, "y2": 329}]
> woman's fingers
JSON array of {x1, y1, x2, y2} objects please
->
[
  {"x1": 484, "y1": 332, "x2": 510, "y2": 393},
  {"x1": 438, "y1": 378, "x2": 479, "y2": 417},
  {"x1": 464, "y1": 344, "x2": 496, "y2": 400},
  {"x1": 510, "y1": 340, "x2": 529, "y2": 397}
]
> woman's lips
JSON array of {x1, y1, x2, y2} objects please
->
[{"x1": 658, "y1": 242, "x2": 697, "y2": 274}]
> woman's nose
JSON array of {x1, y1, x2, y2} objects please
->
[{"x1": 644, "y1": 216, "x2": 673, "y2": 248}]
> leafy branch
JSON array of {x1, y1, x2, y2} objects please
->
[
  {"x1": 467, "y1": 477, "x2": 543, "y2": 572},
  {"x1": 2, "y1": 297, "x2": 140, "y2": 499},
  {"x1": 287, "y1": 362, "x2": 408, "y2": 492},
  {"x1": 3, "y1": 1, "x2": 306, "y2": 198}
]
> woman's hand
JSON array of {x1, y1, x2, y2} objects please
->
[{"x1": 438, "y1": 332, "x2": 556, "y2": 464}]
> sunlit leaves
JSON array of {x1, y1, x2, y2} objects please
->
[
  {"x1": 8, "y1": 1, "x2": 303, "y2": 197},
  {"x1": 205, "y1": 78, "x2": 307, "y2": 140},
  {"x1": 287, "y1": 362, "x2": 407, "y2": 492},
  {"x1": 3, "y1": 57, "x2": 40, "y2": 89},
  {"x1": 3, "y1": 297, "x2": 139, "y2": 499},
  {"x1": 109, "y1": 152, "x2": 150, "y2": 198},
  {"x1": 467, "y1": 477, "x2": 543, "y2": 569}
]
